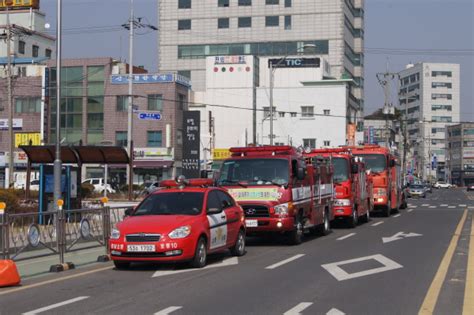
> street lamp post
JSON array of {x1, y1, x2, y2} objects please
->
[
  {"x1": 126, "y1": 0, "x2": 135, "y2": 200},
  {"x1": 268, "y1": 44, "x2": 316, "y2": 145},
  {"x1": 5, "y1": 4, "x2": 14, "y2": 188}
]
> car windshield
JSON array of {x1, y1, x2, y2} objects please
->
[
  {"x1": 333, "y1": 157, "x2": 349, "y2": 183},
  {"x1": 217, "y1": 158, "x2": 289, "y2": 186},
  {"x1": 354, "y1": 154, "x2": 386, "y2": 173},
  {"x1": 133, "y1": 192, "x2": 204, "y2": 216},
  {"x1": 411, "y1": 185, "x2": 424, "y2": 189}
]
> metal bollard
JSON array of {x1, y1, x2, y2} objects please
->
[
  {"x1": 0, "y1": 202, "x2": 5, "y2": 260},
  {"x1": 97, "y1": 197, "x2": 111, "y2": 262},
  {"x1": 57, "y1": 199, "x2": 65, "y2": 264}
]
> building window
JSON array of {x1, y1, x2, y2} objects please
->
[
  {"x1": 432, "y1": 71, "x2": 452, "y2": 77},
  {"x1": 432, "y1": 82, "x2": 452, "y2": 89},
  {"x1": 178, "y1": 0, "x2": 191, "y2": 9},
  {"x1": 178, "y1": 19, "x2": 191, "y2": 30},
  {"x1": 266, "y1": 0, "x2": 279, "y2": 4},
  {"x1": 301, "y1": 106, "x2": 314, "y2": 118},
  {"x1": 15, "y1": 97, "x2": 41, "y2": 113},
  {"x1": 45, "y1": 49, "x2": 52, "y2": 58},
  {"x1": 116, "y1": 95, "x2": 128, "y2": 112},
  {"x1": 432, "y1": 105, "x2": 452, "y2": 111},
  {"x1": 284, "y1": 15, "x2": 291, "y2": 30},
  {"x1": 432, "y1": 93, "x2": 452, "y2": 100},
  {"x1": 238, "y1": 17, "x2": 252, "y2": 28},
  {"x1": 148, "y1": 94, "x2": 163, "y2": 111},
  {"x1": 323, "y1": 140, "x2": 330, "y2": 147},
  {"x1": 303, "y1": 138, "x2": 316, "y2": 149},
  {"x1": 32, "y1": 45, "x2": 39, "y2": 57},
  {"x1": 263, "y1": 107, "x2": 276, "y2": 118},
  {"x1": 147, "y1": 131, "x2": 162, "y2": 147},
  {"x1": 432, "y1": 127, "x2": 445, "y2": 134},
  {"x1": 285, "y1": 0, "x2": 291, "y2": 7},
  {"x1": 18, "y1": 40, "x2": 25, "y2": 54},
  {"x1": 290, "y1": 112, "x2": 297, "y2": 117},
  {"x1": 464, "y1": 128, "x2": 474, "y2": 135},
  {"x1": 323, "y1": 109, "x2": 330, "y2": 116},
  {"x1": 238, "y1": 0, "x2": 251, "y2": 5},
  {"x1": 265, "y1": 16, "x2": 279, "y2": 27},
  {"x1": 115, "y1": 131, "x2": 127, "y2": 147},
  {"x1": 218, "y1": 18, "x2": 229, "y2": 29},
  {"x1": 432, "y1": 116, "x2": 452, "y2": 123},
  {"x1": 218, "y1": 0, "x2": 229, "y2": 7},
  {"x1": 178, "y1": 93, "x2": 186, "y2": 110},
  {"x1": 278, "y1": 112, "x2": 285, "y2": 118},
  {"x1": 178, "y1": 70, "x2": 191, "y2": 80}
]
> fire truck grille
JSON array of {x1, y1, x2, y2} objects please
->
[
  {"x1": 126, "y1": 234, "x2": 161, "y2": 242},
  {"x1": 242, "y1": 205, "x2": 270, "y2": 218}
]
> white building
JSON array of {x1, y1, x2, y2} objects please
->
[
  {"x1": 158, "y1": 0, "x2": 364, "y2": 112},
  {"x1": 398, "y1": 63, "x2": 460, "y2": 181},
  {"x1": 193, "y1": 55, "x2": 357, "y2": 160}
]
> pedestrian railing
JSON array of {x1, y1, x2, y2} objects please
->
[{"x1": 0, "y1": 205, "x2": 130, "y2": 264}]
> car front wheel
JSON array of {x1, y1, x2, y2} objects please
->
[
  {"x1": 230, "y1": 229, "x2": 246, "y2": 256},
  {"x1": 191, "y1": 237, "x2": 207, "y2": 268}
]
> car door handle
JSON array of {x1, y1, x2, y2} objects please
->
[{"x1": 220, "y1": 214, "x2": 226, "y2": 219}]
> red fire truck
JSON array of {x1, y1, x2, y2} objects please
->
[
  {"x1": 217, "y1": 146, "x2": 333, "y2": 245},
  {"x1": 346, "y1": 145, "x2": 406, "y2": 217},
  {"x1": 305, "y1": 148, "x2": 373, "y2": 227}
]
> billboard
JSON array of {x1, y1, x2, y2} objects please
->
[
  {"x1": 15, "y1": 133, "x2": 41, "y2": 148},
  {"x1": 182, "y1": 111, "x2": 201, "y2": 178}
]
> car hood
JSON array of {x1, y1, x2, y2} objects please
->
[{"x1": 117, "y1": 215, "x2": 198, "y2": 234}]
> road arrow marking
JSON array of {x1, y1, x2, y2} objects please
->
[
  {"x1": 283, "y1": 302, "x2": 313, "y2": 315},
  {"x1": 154, "y1": 306, "x2": 182, "y2": 315},
  {"x1": 382, "y1": 232, "x2": 422, "y2": 243},
  {"x1": 152, "y1": 257, "x2": 238, "y2": 278},
  {"x1": 326, "y1": 308, "x2": 346, "y2": 315}
]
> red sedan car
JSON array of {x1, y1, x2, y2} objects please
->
[{"x1": 109, "y1": 177, "x2": 246, "y2": 269}]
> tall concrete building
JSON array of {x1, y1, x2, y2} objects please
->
[
  {"x1": 398, "y1": 63, "x2": 460, "y2": 181},
  {"x1": 158, "y1": 0, "x2": 365, "y2": 109},
  {"x1": 446, "y1": 123, "x2": 474, "y2": 186}
]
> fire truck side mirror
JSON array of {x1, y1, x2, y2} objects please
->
[
  {"x1": 351, "y1": 163, "x2": 359, "y2": 174},
  {"x1": 296, "y1": 167, "x2": 306, "y2": 180}
]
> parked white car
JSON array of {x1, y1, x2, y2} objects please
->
[
  {"x1": 433, "y1": 181, "x2": 452, "y2": 189},
  {"x1": 82, "y1": 178, "x2": 116, "y2": 194}
]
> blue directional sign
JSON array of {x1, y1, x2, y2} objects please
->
[{"x1": 138, "y1": 112, "x2": 162, "y2": 120}]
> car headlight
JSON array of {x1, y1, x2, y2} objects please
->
[
  {"x1": 274, "y1": 203, "x2": 291, "y2": 216},
  {"x1": 110, "y1": 228, "x2": 120, "y2": 240},
  {"x1": 168, "y1": 225, "x2": 191, "y2": 239},
  {"x1": 334, "y1": 199, "x2": 351, "y2": 206},
  {"x1": 374, "y1": 188, "x2": 387, "y2": 197}
]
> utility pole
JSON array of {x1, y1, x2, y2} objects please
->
[
  {"x1": 376, "y1": 66, "x2": 397, "y2": 149},
  {"x1": 5, "y1": 4, "x2": 14, "y2": 188}
]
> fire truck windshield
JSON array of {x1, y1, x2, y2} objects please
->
[
  {"x1": 354, "y1": 154, "x2": 386, "y2": 173},
  {"x1": 333, "y1": 157, "x2": 349, "y2": 183},
  {"x1": 218, "y1": 159, "x2": 289, "y2": 186}
]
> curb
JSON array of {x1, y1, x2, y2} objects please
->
[{"x1": 49, "y1": 262, "x2": 75, "y2": 273}]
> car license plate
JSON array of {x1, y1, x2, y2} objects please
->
[
  {"x1": 245, "y1": 219, "x2": 258, "y2": 227},
  {"x1": 127, "y1": 244, "x2": 155, "y2": 252}
]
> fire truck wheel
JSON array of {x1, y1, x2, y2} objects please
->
[
  {"x1": 289, "y1": 214, "x2": 304, "y2": 245},
  {"x1": 347, "y1": 206, "x2": 358, "y2": 228},
  {"x1": 361, "y1": 208, "x2": 370, "y2": 223},
  {"x1": 318, "y1": 208, "x2": 331, "y2": 236}
]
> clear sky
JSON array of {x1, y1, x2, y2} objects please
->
[{"x1": 40, "y1": 0, "x2": 473, "y2": 121}]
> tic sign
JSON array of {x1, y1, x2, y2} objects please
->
[
  {"x1": 138, "y1": 113, "x2": 161, "y2": 120},
  {"x1": 182, "y1": 111, "x2": 201, "y2": 178}
]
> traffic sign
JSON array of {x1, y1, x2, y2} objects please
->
[{"x1": 138, "y1": 112, "x2": 161, "y2": 120}]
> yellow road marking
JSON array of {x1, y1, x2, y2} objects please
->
[
  {"x1": 463, "y1": 212, "x2": 474, "y2": 315},
  {"x1": 0, "y1": 265, "x2": 113, "y2": 296},
  {"x1": 418, "y1": 209, "x2": 467, "y2": 315}
]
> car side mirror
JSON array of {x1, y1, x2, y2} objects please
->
[{"x1": 207, "y1": 207, "x2": 222, "y2": 215}]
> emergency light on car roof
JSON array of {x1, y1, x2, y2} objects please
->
[{"x1": 160, "y1": 176, "x2": 214, "y2": 188}]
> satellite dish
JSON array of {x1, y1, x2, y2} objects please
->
[{"x1": 45, "y1": 23, "x2": 51, "y2": 29}]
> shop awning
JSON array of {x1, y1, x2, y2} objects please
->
[
  {"x1": 133, "y1": 160, "x2": 174, "y2": 168},
  {"x1": 19, "y1": 145, "x2": 130, "y2": 165}
]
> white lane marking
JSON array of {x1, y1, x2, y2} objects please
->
[
  {"x1": 337, "y1": 233, "x2": 356, "y2": 241},
  {"x1": 283, "y1": 302, "x2": 313, "y2": 315},
  {"x1": 371, "y1": 221, "x2": 384, "y2": 227},
  {"x1": 326, "y1": 308, "x2": 346, "y2": 315},
  {"x1": 429, "y1": 206, "x2": 436, "y2": 209},
  {"x1": 459, "y1": 204, "x2": 467, "y2": 207},
  {"x1": 266, "y1": 254, "x2": 305, "y2": 270},
  {"x1": 407, "y1": 209, "x2": 414, "y2": 213},
  {"x1": 422, "y1": 204, "x2": 430, "y2": 206},
  {"x1": 441, "y1": 204, "x2": 448, "y2": 207},
  {"x1": 448, "y1": 206, "x2": 456, "y2": 209},
  {"x1": 154, "y1": 306, "x2": 183, "y2": 315},
  {"x1": 469, "y1": 206, "x2": 474, "y2": 209},
  {"x1": 321, "y1": 254, "x2": 403, "y2": 281},
  {"x1": 382, "y1": 232, "x2": 423, "y2": 243},
  {"x1": 152, "y1": 257, "x2": 238, "y2": 278},
  {"x1": 22, "y1": 296, "x2": 89, "y2": 315},
  {"x1": 393, "y1": 214, "x2": 401, "y2": 218},
  {"x1": 409, "y1": 205, "x2": 417, "y2": 208}
]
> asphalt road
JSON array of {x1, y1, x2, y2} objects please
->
[{"x1": 1, "y1": 188, "x2": 473, "y2": 315}]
